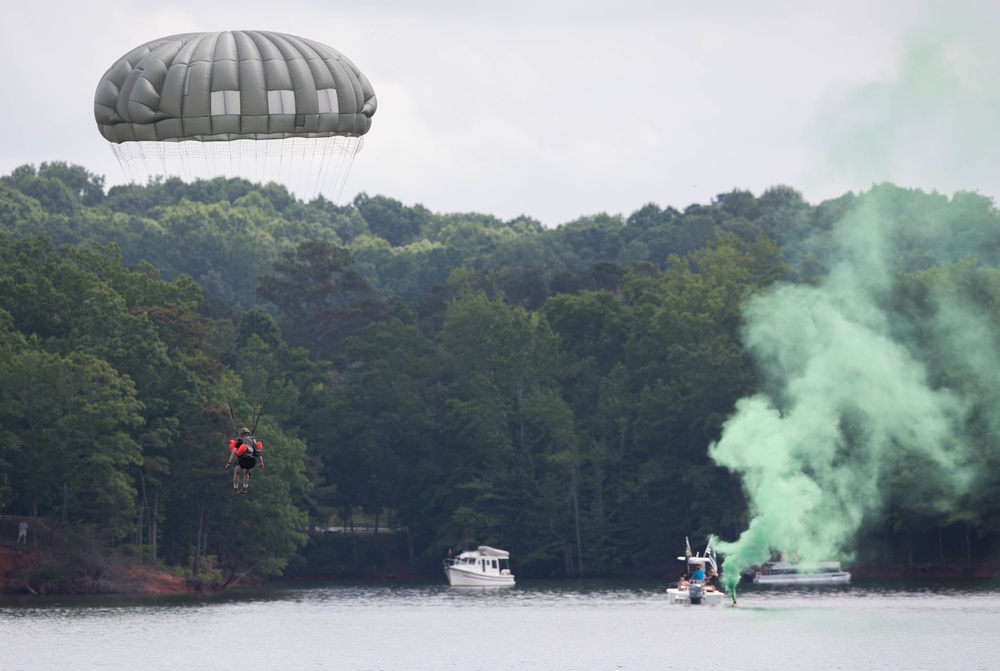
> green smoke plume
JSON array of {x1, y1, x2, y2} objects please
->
[
  {"x1": 807, "y1": 0, "x2": 1000, "y2": 202},
  {"x1": 712, "y1": 2, "x2": 1000, "y2": 599},
  {"x1": 710, "y1": 192, "x2": 979, "y2": 597}
]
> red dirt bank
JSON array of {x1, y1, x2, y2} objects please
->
[{"x1": 0, "y1": 545, "x2": 204, "y2": 596}]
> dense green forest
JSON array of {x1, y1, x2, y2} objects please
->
[{"x1": 2, "y1": 161, "x2": 999, "y2": 582}]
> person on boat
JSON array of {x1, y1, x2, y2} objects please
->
[
  {"x1": 677, "y1": 569, "x2": 691, "y2": 590},
  {"x1": 692, "y1": 565, "x2": 706, "y2": 582},
  {"x1": 704, "y1": 568, "x2": 719, "y2": 591},
  {"x1": 225, "y1": 427, "x2": 264, "y2": 494}
]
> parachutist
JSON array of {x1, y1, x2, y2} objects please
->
[{"x1": 227, "y1": 427, "x2": 264, "y2": 494}]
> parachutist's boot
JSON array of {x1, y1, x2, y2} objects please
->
[
  {"x1": 240, "y1": 486, "x2": 248, "y2": 494},
  {"x1": 232, "y1": 488, "x2": 239, "y2": 495}
]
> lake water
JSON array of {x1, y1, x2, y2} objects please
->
[{"x1": 2, "y1": 580, "x2": 998, "y2": 670}]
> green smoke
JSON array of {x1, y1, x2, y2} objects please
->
[
  {"x1": 712, "y1": 2, "x2": 1000, "y2": 599},
  {"x1": 711, "y1": 193, "x2": 977, "y2": 597},
  {"x1": 808, "y1": 0, "x2": 1000, "y2": 201}
]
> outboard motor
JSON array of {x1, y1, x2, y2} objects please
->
[{"x1": 688, "y1": 582, "x2": 704, "y2": 605}]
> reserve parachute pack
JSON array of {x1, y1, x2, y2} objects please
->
[{"x1": 241, "y1": 435, "x2": 258, "y2": 459}]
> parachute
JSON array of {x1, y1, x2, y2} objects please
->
[
  {"x1": 94, "y1": 30, "x2": 377, "y2": 202},
  {"x1": 94, "y1": 31, "x2": 377, "y2": 433}
]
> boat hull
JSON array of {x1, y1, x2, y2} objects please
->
[
  {"x1": 444, "y1": 567, "x2": 515, "y2": 587},
  {"x1": 665, "y1": 588, "x2": 728, "y2": 605},
  {"x1": 754, "y1": 572, "x2": 851, "y2": 585}
]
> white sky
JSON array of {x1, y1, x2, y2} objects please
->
[{"x1": 2, "y1": 0, "x2": 998, "y2": 226}]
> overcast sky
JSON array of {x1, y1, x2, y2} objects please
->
[{"x1": 2, "y1": 0, "x2": 998, "y2": 226}]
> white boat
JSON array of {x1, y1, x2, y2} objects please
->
[
  {"x1": 443, "y1": 546, "x2": 515, "y2": 587},
  {"x1": 752, "y1": 561, "x2": 851, "y2": 585},
  {"x1": 666, "y1": 554, "x2": 728, "y2": 606}
]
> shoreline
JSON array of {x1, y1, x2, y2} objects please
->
[
  {"x1": 4, "y1": 542, "x2": 999, "y2": 597},
  {"x1": 0, "y1": 544, "x2": 216, "y2": 596}
]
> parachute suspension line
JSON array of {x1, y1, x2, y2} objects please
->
[
  {"x1": 330, "y1": 137, "x2": 365, "y2": 202},
  {"x1": 227, "y1": 404, "x2": 240, "y2": 436},
  {"x1": 300, "y1": 139, "x2": 322, "y2": 203},
  {"x1": 232, "y1": 140, "x2": 242, "y2": 186},
  {"x1": 211, "y1": 143, "x2": 224, "y2": 183},
  {"x1": 305, "y1": 141, "x2": 325, "y2": 199},
  {"x1": 152, "y1": 141, "x2": 171, "y2": 184},
  {"x1": 295, "y1": 138, "x2": 312, "y2": 199},
  {"x1": 109, "y1": 136, "x2": 364, "y2": 205},
  {"x1": 332, "y1": 136, "x2": 363, "y2": 203},
  {"x1": 310, "y1": 141, "x2": 328, "y2": 199},
  {"x1": 239, "y1": 139, "x2": 258, "y2": 188},
  {"x1": 296, "y1": 143, "x2": 314, "y2": 199},
  {"x1": 154, "y1": 144, "x2": 168, "y2": 185},
  {"x1": 251, "y1": 402, "x2": 264, "y2": 435},
  {"x1": 308, "y1": 136, "x2": 363, "y2": 204},
  {"x1": 227, "y1": 402, "x2": 264, "y2": 437},
  {"x1": 216, "y1": 141, "x2": 228, "y2": 184},
  {"x1": 263, "y1": 138, "x2": 291, "y2": 199},
  {"x1": 109, "y1": 142, "x2": 162, "y2": 190},
  {"x1": 274, "y1": 140, "x2": 289, "y2": 191},
  {"x1": 108, "y1": 143, "x2": 138, "y2": 188},
  {"x1": 279, "y1": 139, "x2": 294, "y2": 198},
  {"x1": 185, "y1": 142, "x2": 205, "y2": 184},
  {"x1": 186, "y1": 141, "x2": 204, "y2": 185},
  {"x1": 291, "y1": 139, "x2": 309, "y2": 199},
  {"x1": 304, "y1": 142, "x2": 324, "y2": 203},
  {"x1": 257, "y1": 140, "x2": 275, "y2": 189},
  {"x1": 231, "y1": 203, "x2": 271, "y2": 427}
]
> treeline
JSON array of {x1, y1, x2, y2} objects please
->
[{"x1": 1, "y1": 162, "x2": 999, "y2": 580}]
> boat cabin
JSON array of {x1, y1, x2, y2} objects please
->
[{"x1": 443, "y1": 546, "x2": 515, "y2": 586}]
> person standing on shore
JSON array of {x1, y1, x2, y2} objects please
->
[{"x1": 17, "y1": 520, "x2": 27, "y2": 543}]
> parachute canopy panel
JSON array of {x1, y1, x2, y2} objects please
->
[{"x1": 95, "y1": 30, "x2": 377, "y2": 144}]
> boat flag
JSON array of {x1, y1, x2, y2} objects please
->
[
  {"x1": 704, "y1": 537, "x2": 718, "y2": 574},
  {"x1": 685, "y1": 536, "x2": 692, "y2": 559}
]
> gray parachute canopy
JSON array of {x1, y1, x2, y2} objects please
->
[{"x1": 94, "y1": 30, "x2": 377, "y2": 143}]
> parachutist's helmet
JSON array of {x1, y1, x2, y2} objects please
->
[{"x1": 240, "y1": 427, "x2": 250, "y2": 436}]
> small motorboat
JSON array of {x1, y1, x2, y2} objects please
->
[
  {"x1": 443, "y1": 546, "x2": 515, "y2": 587},
  {"x1": 666, "y1": 540, "x2": 727, "y2": 606}
]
